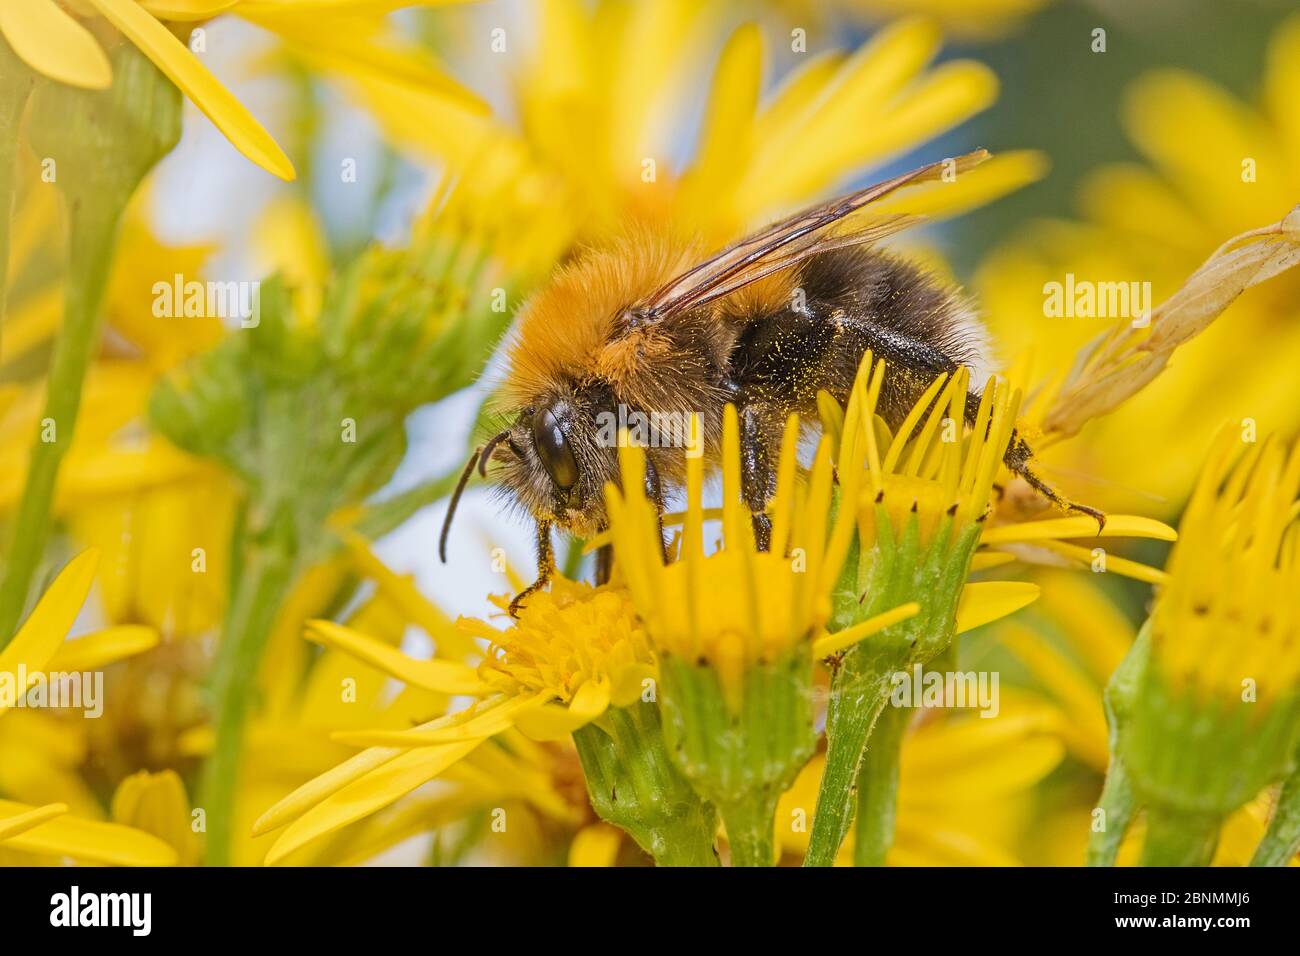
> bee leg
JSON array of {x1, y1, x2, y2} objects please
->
[
  {"x1": 739, "y1": 404, "x2": 777, "y2": 551},
  {"x1": 595, "y1": 542, "x2": 613, "y2": 585},
  {"x1": 509, "y1": 519, "x2": 554, "y2": 617},
  {"x1": 1003, "y1": 433, "x2": 1107, "y2": 534},
  {"x1": 644, "y1": 453, "x2": 668, "y2": 561}
]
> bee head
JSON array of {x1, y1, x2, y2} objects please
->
[{"x1": 487, "y1": 386, "x2": 622, "y2": 537}]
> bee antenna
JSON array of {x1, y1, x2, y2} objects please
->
[
  {"x1": 439, "y1": 446, "x2": 485, "y2": 564},
  {"x1": 478, "y1": 429, "x2": 511, "y2": 479}
]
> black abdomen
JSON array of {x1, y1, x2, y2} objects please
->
[{"x1": 728, "y1": 247, "x2": 985, "y2": 427}]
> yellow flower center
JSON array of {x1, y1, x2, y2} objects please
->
[{"x1": 468, "y1": 578, "x2": 654, "y2": 705}]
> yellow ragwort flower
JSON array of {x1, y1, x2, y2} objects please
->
[
  {"x1": 0, "y1": 0, "x2": 485, "y2": 180},
  {"x1": 606, "y1": 405, "x2": 917, "y2": 687},
  {"x1": 605, "y1": 406, "x2": 918, "y2": 865},
  {"x1": 1151, "y1": 428, "x2": 1300, "y2": 706},
  {"x1": 252, "y1": 572, "x2": 645, "y2": 864},
  {"x1": 977, "y1": 15, "x2": 1300, "y2": 514},
  {"x1": 354, "y1": 8, "x2": 1043, "y2": 250},
  {"x1": 1097, "y1": 426, "x2": 1300, "y2": 865},
  {"x1": 834, "y1": 353, "x2": 1178, "y2": 605},
  {"x1": 778, "y1": 697, "x2": 1067, "y2": 866},
  {"x1": 0, "y1": 549, "x2": 171, "y2": 866}
]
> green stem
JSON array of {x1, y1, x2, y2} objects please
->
[
  {"x1": 853, "y1": 702, "x2": 910, "y2": 867},
  {"x1": 808, "y1": 513, "x2": 976, "y2": 866},
  {"x1": 1087, "y1": 755, "x2": 1138, "y2": 866},
  {"x1": 201, "y1": 529, "x2": 296, "y2": 866},
  {"x1": 1251, "y1": 762, "x2": 1300, "y2": 866},
  {"x1": 718, "y1": 793, "x2": 779, "y2": 867},
  {"x1": 0, "y1": 199, "x2": 121, "y2": 640},
  {"x1": 0, "y1": 43, "x2": 179, "y2": 641},
  {"x1": 805, "y1": 660, "x2": 891, "y2": 866},
  {"x1": 1139, "y1": 806, "x2": 1221, "y2": 867},
  {"x1": 0, "y1": 41, "x2": 32, "y2": 360}
]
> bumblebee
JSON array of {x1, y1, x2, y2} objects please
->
[{"x1": 440, "y1": 150, "x2": 1101, "y2": 613}]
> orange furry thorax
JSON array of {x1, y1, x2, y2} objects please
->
[
  {"x1": 502, "y1": 227, "x2": 795, "y2": 408},
  {"x1": 503, "y1": 228, "x2": 699, "y2": 405}
]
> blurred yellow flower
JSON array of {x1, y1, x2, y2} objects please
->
[
  {"x1": 769, "y1": 0, "x2": 1051, "y2": 42},
  {"x1": 977, "y1": 14, "x2": 1300, "y2": 516},
  {"x1": 0, "y1": 796, "x2": 178, "y2": 865},
  {"x1": 778, "y1": 699, "x2": 1066, "y2": 865},
  {"x1": 0, "y1": 549, "x2": 173, "y2": 865},
  {"x1": 243, "y1": 541, "x2": 616, "y2": 865},
  {"x1": 0, "y1": 0, "x2": 486, "y2": 180},
  {"x1": 1149, "y1": 430, "x2": 1300, "y2": 704},
  {"x1": 0, "y1": 186, "x2": 235, "y2": 639},
  {"x1": 1, "y1": 550, "x2": 159, "y2": 714},
  {"x1": 352, "y1": 7, "x2": 1042, "y2": 250}
]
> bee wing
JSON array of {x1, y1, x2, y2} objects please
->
[{"x1": 634, "y1": 149, "x2": 989, "y2": 321}]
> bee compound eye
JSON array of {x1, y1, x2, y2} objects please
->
[{"x1": 532, "y1": 407, "x2": 579, "y2": 491}]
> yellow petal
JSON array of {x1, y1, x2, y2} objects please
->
[
  {"x1": 870, "y1": 150, "x2": 1048, "y2": 221},
  {"x1": 81, "y1": 0, "x2": 295, "y2": 180},
  {"x1": 827, "y1": 60, "x2": 998, "y2": 192},
  {"x1": 0, "y1": 802, "x2": 67, "y2": 840},
  {"x1": 264, "y1": 739, "x2": 483, "y2": 865},
  {"x1": 744, "y1": 17, "x2": 943, "y2": 205},
  {"x1": 139, "y1": 1, "x2": 239, "y2": 21},
  {"x1": 978, "y1": 513, "x2": 1177, "y2": 545},
  {"x1": 1078, "y1": 163, "x2": 1209, "y2": 253},
  {"x1": 0, "y1": 550, "x2": 99, "y2": 688},
  {"x1": 892, "y1": 818, "x2": 1024, "y2": 867},
  {"x1": 305, "y1": 619, "x2": 488, "y2": 695},
  {"x1": 111, "y1": 770, "x2": 198, "y2": 866},
  {"x1": 813, "y1": 601, "x2": 921, "y2": 658},
  {"x1": 248, "y1": 13, "x2": 487, "y2": 113},
  {"x1": 342, "y1": 534, "x2": 480, "y2": 659},
  {"x1": 330, "y1": 693, "x2": 549, "y2": 747},
  {"x1": 252, "y1": 744, "x2": 406, "y2": 836},
  {"x1": 568, "y1": 823, "x2": 623, "y2": 867},
  {"x1": 969, "y1": 552, "x2": 1016, "y2": 571},
  {"x1": 677, "y1": 23, "x2": 761, "y2": 228},
  {"x1": 252, "y1": 696, "x2": 513, "y2": 835},
  {"x1": 901, "y1": 705, "x2": 1064, "y2": 796},
  {"x1": 46, "y1": 625, "x2": 158, "y2": 672},
  {"x1": 996, "y1": 628, "x2": 1109, "y2": 770},
  {"x1": 514, "y1": 677, "x2": 611, "y2": 741},
  {"x1": 1123, "y1": 69, "x2": 1284, "y2": 231},
  {"x1": 0, "y1": 799, "x2": 178, "y2": 866},
  {"x1": 1035, "y1": 573, "x2": 1134, "y2": 682},
  {"x1": 1030, "y1": 539, "x2": 1170, "y2": 586},
  {"x1": 954, "y1": 581, "x2": 1039, "y2": 634},
  {"x1": 0, "y1": 0, "x2": 111, "y2": 89}
]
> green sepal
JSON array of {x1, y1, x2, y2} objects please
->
[
  {"x1": 658, "y1": 652, "x2": 817, "y2": 866},
  {"x1": 1087, "y1": 623, "x2": 1148, "y2": 866},
  {"x1": 1251, "y1": 753, "x2": 1300, "y2": 866},
  {"x1": 1123, "y1": 668, "x2": 1300, "y2": 818},
  {"x1": 573, "y1": 701, "x2": 718, "y2": 867}
]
